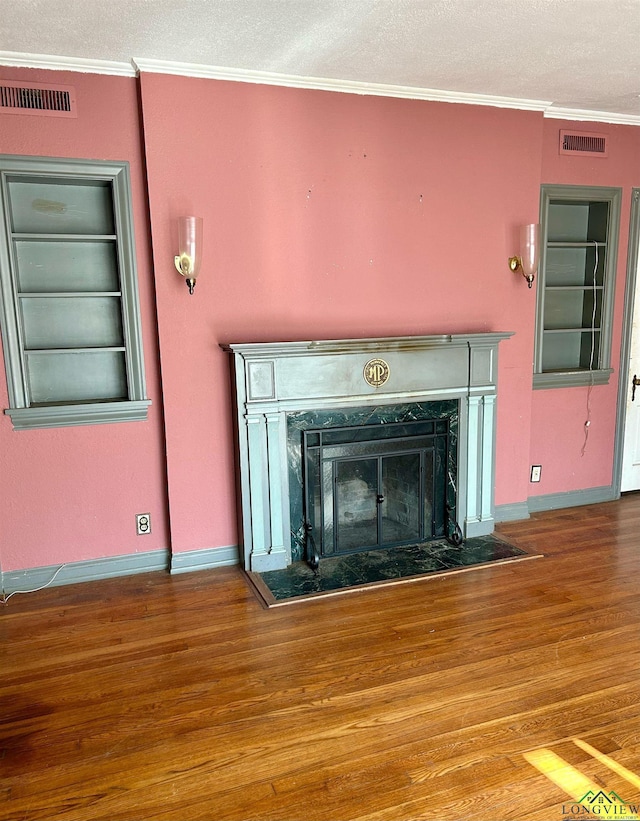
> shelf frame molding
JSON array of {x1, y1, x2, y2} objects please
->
[
  {"x1": 534, "y1": 184, "x2": 622, "y2": 390},
  {"x1": 0, "y1": 155, "x2": 150, "y2": 429}
]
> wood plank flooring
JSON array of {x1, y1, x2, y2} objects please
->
[{"x1": 1, "y1": 494, "x2": 640, "y2": 820}]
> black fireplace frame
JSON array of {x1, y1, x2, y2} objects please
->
[
  {"x1": 302, "y1": 416, "x2": 457, "y2": 567},
  {"x1": 288, "y1": 401, "x2": 460, "y2": 564}
]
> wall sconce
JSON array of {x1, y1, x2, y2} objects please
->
[
  {"x1": 509, "y1": 223, "x2": 540, "y2": 289},
  {"x1": 174, "y1": 216, "x2": 203, "y2": 295}
]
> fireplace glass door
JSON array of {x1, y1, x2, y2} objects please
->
[
  {"x1": 303, "y1": 418, "x2": 451, "y2": 560},
  {"x1": 334, "y1": 451, "x2": 424, "y2": 552}
]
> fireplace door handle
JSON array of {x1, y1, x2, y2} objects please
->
[
  {"x1": 376, "y1": 494, "x2": 384, "y2": 504},
  {"x1": 632, "y1": 374, "x2": 640, "y2": 402}
]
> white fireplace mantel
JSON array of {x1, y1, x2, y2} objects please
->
[{"x1": 222, "y1": 333, "x2": 513, "y2": 572}]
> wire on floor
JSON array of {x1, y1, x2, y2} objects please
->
[{"x1": 1, "y1": 564, "x2": 67, "y2": 605}]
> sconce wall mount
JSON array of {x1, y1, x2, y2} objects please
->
[
  {"x1": 174, "y1": 215, "x2": 203, "y2": 295},
  {"x1": 509, "y1": 223, "x2": 540, "y2": 289}
]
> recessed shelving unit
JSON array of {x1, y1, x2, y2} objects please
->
[
  {"x1": 0, "y1": 156, "x2": 150, "y2": 429},
  {"x1": 534, "y1": 186, "x2": 621, "y2": 389},
  {"x1": 8, "y1": 180, "x2": 128, "y2": 404}
]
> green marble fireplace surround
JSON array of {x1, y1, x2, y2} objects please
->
[{"x1": 223, "y1": 333, "x2": 513, "y2": 572}]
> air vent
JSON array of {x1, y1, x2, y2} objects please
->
[
  {"x1": 0, "y1": 80, "x2": 76, "y2": 118},
  {"x1": 559, "y1": 129, "x2": 608, "y2": 158}
]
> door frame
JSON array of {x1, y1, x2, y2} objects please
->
[{"x1": 613, "y1": 188, "x2": 640, "y2": 494}]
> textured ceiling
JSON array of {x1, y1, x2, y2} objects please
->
[{"x1": 1, "y1": 0, "x2": 639, "y2": 121}]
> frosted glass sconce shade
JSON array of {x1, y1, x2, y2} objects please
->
[
  {"x1": 174, "y1": 216, "x2": 203, "y2": 295},
  {"x1": 509, "y1": 223, "x2": 540, "y2": 288}
]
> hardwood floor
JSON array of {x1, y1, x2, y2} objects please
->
[{"x1": 2, "y1": 495, "x2": 640, "y2": 820}]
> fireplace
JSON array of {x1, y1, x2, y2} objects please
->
[
  {"x1": 291, "y1": 402, "x2": 460, "y2": 568},
  {"x1": 222, "y1": 333, "x2": 512, "y2": 572}
]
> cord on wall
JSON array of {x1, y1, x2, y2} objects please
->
[
  {"x1": 1, "y1": 564, "x2": 66, "y2": 605},
  {"x1": 581, "y1": 241, "x2": 599, "y2": 457}
]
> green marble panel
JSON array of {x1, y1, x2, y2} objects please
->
[{"x1": 258, "y1": 535, "x2": 528, "y2": 601}]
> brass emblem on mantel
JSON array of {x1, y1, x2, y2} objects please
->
[{"x1": 363, "y1": 358, "x2": 390, "y2": 388}]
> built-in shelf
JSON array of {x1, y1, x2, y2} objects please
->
[
  {"x1": 534, "y1": 186, "x2": 621, "y2": 389},
  {"x1": 0, "y1": 156, "x2": 149, "y2": 427}
]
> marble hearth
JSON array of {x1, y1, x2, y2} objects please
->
[{"x1": 223, "y1": 333, "x2": 512, "y2": 572}]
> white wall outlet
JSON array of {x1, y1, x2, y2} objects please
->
[
  {"x1": 530, "y1": 465, "x2": 542, "y2": 483},
  {"x1": 136, "y1": 513, "x2": 151, "y2": 535}
]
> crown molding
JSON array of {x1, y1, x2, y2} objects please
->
[
  {"x1": 132, "y1": 57, "x2": 552, "y2": 112},
  {"x1": 0, "y1": 50, "x2": 135, "y2": 77},
  {"x1": 2, "y1": 51, "x2": 639, "y2": 125},
  {"x1": 128, "y1": 59, "x2": 640, "y2": 125},
  {"x1": 544, "y1": 105, "x2": 640, "y2": 126}
]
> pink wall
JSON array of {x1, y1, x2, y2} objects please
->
[
  {"x1": 0, "y1": 68, "x2": 168, "y2": 572},
  {"x1": 2, "y1": 65, "x2": 639, "y2": 576},
  {"x1": 529, "y1": 120, "x2": 640, "y2": 496},
  {"x1": 139, "y1": 73, "x2": 544, "y2": 552}
]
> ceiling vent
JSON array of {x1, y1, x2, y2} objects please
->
[
  {"x1": 0, "y1": 79, "x2": 77, "y2": 118},
  {"x1": 559, "y1": 129, "x2": 608, "y2": 158}
]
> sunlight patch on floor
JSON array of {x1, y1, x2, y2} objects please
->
[{"x1": 524, "y1": 741, "x2": 640, "y2": 820}]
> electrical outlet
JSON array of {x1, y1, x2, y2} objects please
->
[
  {"x1": 530, "y1": 465, "x2": 542, "y2": 483},
  {"x1": 136, "y1": 513, "x2": 151, "y2": 535}
]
